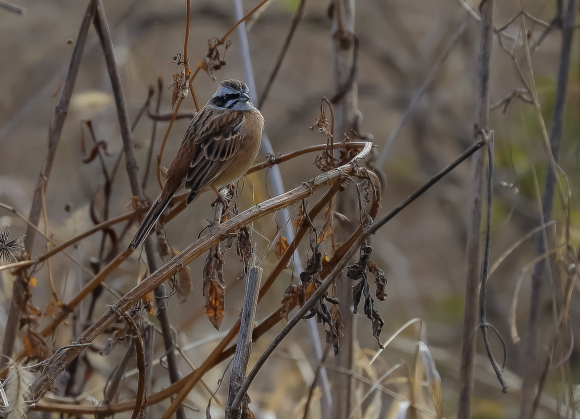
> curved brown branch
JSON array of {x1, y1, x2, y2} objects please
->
[
  {"x1": 119, "y1": 312, "x2": 146, "y2": 419},
  {"x1": 30, "y1": 142, "x2": 373, "y2": 400}
]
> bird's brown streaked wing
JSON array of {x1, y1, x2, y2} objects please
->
[{"x1": 184, "y1": 111, "x2": 244, "y2": 201}]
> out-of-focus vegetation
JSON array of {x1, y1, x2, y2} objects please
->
[{"x1": 0, "y1": 0, "x2": 579, "y2": 418}]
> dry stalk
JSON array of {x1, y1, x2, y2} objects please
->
[
  {"x1": 0, "y1": 0, "x2": 97, "y2": 370},
  {"x1": 225, "y1": 265, "x2": 263, "y2": 418},
  {"x1": 519, "y1": 0, "x2": 576, "y2": 416},
  {"x1": 31, "y1": 135, "x2": 483, "y2": 416},
  {"x1": 29, "y1": 143, "x2": 373, "y2": 400},
  {"x1": 457, "y1": 1, "x2": 494, "y2": 418},
  {"x1": 92, "y1": 2, "x2": 186, "y2": 418}
]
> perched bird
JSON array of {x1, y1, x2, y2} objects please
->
[{"x1": 128, "y1": 79, "x2": 264, "y2": 249}]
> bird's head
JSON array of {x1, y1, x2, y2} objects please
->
[{"x1": 209, "y1": 79, "x2": 254, "y2": 111}]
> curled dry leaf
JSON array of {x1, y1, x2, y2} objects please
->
[
  {"x1": 275, "y1": 236, "x2": 289, "y2": 259},
  {"x1": 169, "y1": 69, "x2": 188, "y2": 109},
  {"x1": 299, "y1": 237, "x2": 342, "y2": 354},
  {"x1": 173, "y1": 248, "x2": 192, "y2": 303},
  {"x1": 367, "y1": 260, "x2": 387, "y2": 301},
  {"x1": 201, "y1": 38, "x2": 232, "y2": 81},
  {"x1": 23, "y1": 329, "x2": 52, "y2": 361},
  {"x1": 294, "y1": 200, "x2": 308, "y2": 229},
  {"x1": 142, "y1": 293, "x2": 155, "y2": 315},
  {"x1": 347, "y1": 241, "x2": 385, "y2": 349},
  {"x1": 280, "y1": 283, "x2": 302, "y2": 319},
  {"x1": 318, "y1": 205, "x2": 335, "y2": 245},
  {"x1": 241, "y1": 394, "x2": 255, "y2": 419},
  {"x1": 82, "y1": 141, "x2": 111, "y2": 164},
  {"x1": 203, "y1": 245, "x2": 225, "y2": 330}
]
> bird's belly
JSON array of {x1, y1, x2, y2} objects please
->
[{"x1": 212, "y1": 136, "x2": 261, "y2": 187}]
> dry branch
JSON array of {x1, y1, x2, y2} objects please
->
[
  {"x1": 29, "y1": 142, "x2": 373, "y2": 400},
  {"x1": 31, "y1": 135, "x2": 484, "y2": 416},
  {"x1": 225, "y1": 265, "x2": 263, "y2": 418},
  {"x1": 519, "y1": 0, "x2": 576, "y2": 416},
  {"x1": 1, "y1": 0, "x2": 96, "y2": 368},
  {"x1": 457, "y1": 1, "x2": 494, "y2": 418},
  {"x1": 92, "y1": 3, "x2": 186, "y2": 418}
]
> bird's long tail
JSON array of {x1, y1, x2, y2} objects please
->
[{"x1": 128, "y1": 192, "x2": 175, "y2": 250}]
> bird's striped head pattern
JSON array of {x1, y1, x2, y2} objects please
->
[{"x1": 209, "y1": 79, "x2": 253, "y2": 110}]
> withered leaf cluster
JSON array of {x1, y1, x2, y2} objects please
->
[
  {"x1": 297, "y1": 238, "x2": 342, "y2": 355},
  {"x1": 203, "y1": 245, "x2": 225, "y2": 330},
  {"x1": 347, "y1": 241, "x2": 387, "y2": 349},
  {"x1": 201, "y1": 37, "x2": 232, "y2": 81}
]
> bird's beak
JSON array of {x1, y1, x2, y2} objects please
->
[{"x1": 240, "y1": 93, "x2": 250, "y2": 102}]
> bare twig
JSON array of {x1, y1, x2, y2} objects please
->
[
  {"x1": 0, "y1": 1, "x2": 24, "y2": 14},
  {"x1": 519, "y1": 0, "x2": 576, "y2": 416},
  {"x1": 146, "y1": 109, "x2": 194, "y2": 121},
  {"x1": 367, "y1": 138, "x2": 487, "y2": 235},
  {"x1": 0, "y1": 0, "x2": 96, "y2": 369},
  {"x1": 457, "y1": 1, "x2": 494, "y2": 418},
  {"x1": 478, "y1": 134, "x2": 508, "y2": 391},
  {"x1": 143, "y1": 78, "x2": 163, "y2": 189},
  {"x1": 377, "y1": 19, "x2": 467, "y2": 167},
  {"x1": 142, "y1": 324, "x2": 154, "y2": 419},
  {"x1": 92, "y1": 3, "x2": 186, "y2": 418},
  {"x1": 331, "y1": 0, "x2": 358, "y2": 415},
  {"x1": 258, "y1": 0, "x2": 307, "y2": 108},
  {"x1": 225, "y1": 265, "x2": 263, "y2": 418},
  {"x1": 121, "y1": 313, "x2": 146, "y2": 419},
  {"x1": 302, "y1": 344, "x2": 332, "y2": 419}
]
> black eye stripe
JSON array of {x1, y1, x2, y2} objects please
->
[{"x1": 213, "y1": 92, "x2": 241, "y2": 108}]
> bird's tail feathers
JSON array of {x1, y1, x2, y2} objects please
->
[{"x1": 128, "y1": 193, "x2": 174, "y2": 250}]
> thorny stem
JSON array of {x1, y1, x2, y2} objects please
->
[
  {"x1": 92, "y1": 3, "x2": 186, "y2": 418},
  {"x1": 519, "y1": 0, "x2": 576, "y2": 416},
  {"x1": 457, "y1": 0, "x2": 494, "y2": 417},
  {"x1": 0, "y1": 0, "x2": 96, "y2": 370}
]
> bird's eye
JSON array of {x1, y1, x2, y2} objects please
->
[{"x1": 212, "y1": 96, "x2": 226, "y2": 107}]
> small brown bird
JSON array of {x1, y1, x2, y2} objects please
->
[{"x1": 129, "y1": 79, "x2": 263, "y2": 249}]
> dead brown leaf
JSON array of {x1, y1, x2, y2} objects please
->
[
  {"x1": 23, "y1": 329, "x2": 51, "y2": 360},
  {"x1": 280, "y1": 283, "x2": 302, "y2": 319},
  {"x1": 368, "y1": 260, "x2": 388, "y2": 301},
  {"x1": 203, "y1": 245, "x2": 225, "y2": 329},
  {"x1": 275, "y1": 236, "x2": 289, "y2": 259},
  {"x1": 173, "y1": 249, "x2": 192, "y2": 303}
]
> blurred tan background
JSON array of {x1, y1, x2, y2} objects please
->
[{"x1": 0, "y1": 0, "x2": 577, "y2": 418}]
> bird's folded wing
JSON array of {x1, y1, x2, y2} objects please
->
[{"x1": 184, "y1": 111, "x2": 244, "y2": 196}]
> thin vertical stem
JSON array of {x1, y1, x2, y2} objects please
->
[
  {"x1": 0, "y1": 0, "x2": 96, "y2": 368},
  {"x1": 331, "y1": 0, "x2": 358, "y2": 417},
  {"x1": 457, "y1": 0, "x2": 494, "y2": 418},
  {"x1": 519, "y1": 0, "x2": 576, "y2": 417},
  {"x1": 92, "y1": 3, "x2": 186, "y2": 418}
]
